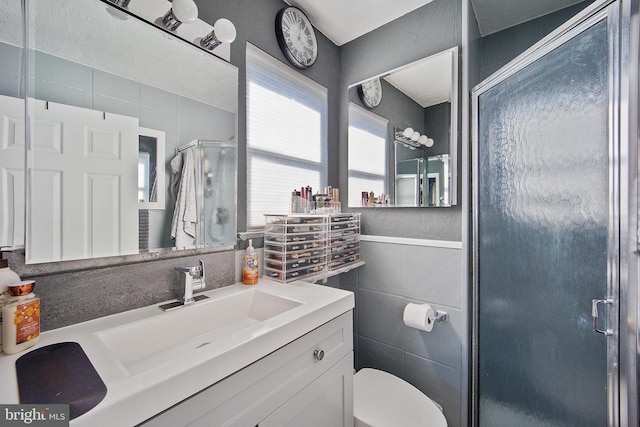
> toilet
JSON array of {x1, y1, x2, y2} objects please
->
[{"x1": 353, "y1": 368, "x2": 447, "y2": 427}]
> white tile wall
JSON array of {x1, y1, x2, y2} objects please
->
[{"x1": 347, "y1": 239, "x2": 465, "y2": 427}]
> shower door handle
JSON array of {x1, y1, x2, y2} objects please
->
[{"x1": 591, "y1": 299, "x2": 613, "y2": 336}]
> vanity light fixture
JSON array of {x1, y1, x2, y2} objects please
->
[
  {"x1": 396, "y1": 127, "x2": 434, "y2": 149},
  {"x1": 201, "y1": 18, "x2": 237, "y2": 50},
  {"x1": 402, "y1": 127, "x2": 414, "y2": 139},
  {"x1": 162, "y1": 0, "x2": 199, "y2": 31}
]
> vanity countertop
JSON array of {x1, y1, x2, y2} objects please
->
[{"x1": 0, "y1": 279, "x2": 354, "y2": 426}]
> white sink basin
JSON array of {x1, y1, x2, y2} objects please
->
[{"x1": 96, "y1": 288, "x2": 301, "y2": 375}]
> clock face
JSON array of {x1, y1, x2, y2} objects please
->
[
  {"x1": 358, "y1": 78, "x2": 383, "y2": 108},
  {"x1": 275, "y1": 7, "x2": 318, "y2": 69}
]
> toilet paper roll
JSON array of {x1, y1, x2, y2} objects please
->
[{"x1": 403, "y1": 303, "x2": 435, "y2": 332}]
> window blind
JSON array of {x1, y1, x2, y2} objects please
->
[
  {"x1": 246, "y1": 43, "x2": 328, "y2": 229},
  {"x1": 348, "y1": 102, "x2": 388, "y2": 206}
]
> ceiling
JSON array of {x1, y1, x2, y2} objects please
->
[
  {"x1": 382, "y1": 50, "x2": 454, "y2": 108},
  {"x1": 285, "y1": 0, "x2": 587, "y2": 45}
]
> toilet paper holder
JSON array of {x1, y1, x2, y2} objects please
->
[{"x1": 434, "y1": 310, "x2": 449, "y2": 322}]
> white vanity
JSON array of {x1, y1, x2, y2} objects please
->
[{"x1": 0, "y1": 279, "x2": 354, "y2": 426}]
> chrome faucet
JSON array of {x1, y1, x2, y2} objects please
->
[
  {"x1": 160, "y1": 260, "x2": 208, "y2": 311},
  {"x1": 175, "y1": 259, "x2": 206, "y2": 304}
]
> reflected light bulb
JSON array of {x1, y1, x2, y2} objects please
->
[
  {"x1": 411, "y1": 131, "x2": 420, "y2": 141},
  {"x1": 425, "y1": 138, "x2": 435, "y2": 147},
  {"x1": 172, "y1": 0, "x2": 198, "y2": 24},
  {"x1": 402, "y1": 127, "x2": 414, "y2": 138},
  {"x1": 213, "y1": 18, "x2": 237, "y2": 43},
  {"x1": 418, "y1": 135, "x2": 428, "y2": 145}
]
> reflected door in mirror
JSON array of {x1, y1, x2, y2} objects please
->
[
  {"x1": 28, "y1": 100, "x2": 139, "y2": 263},
  {"x1": 0, "y1": 95, "x2": 25, "y2": 249}
]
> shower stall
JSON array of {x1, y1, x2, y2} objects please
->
[
  {"x1": 173, "y1": 140, "x2": 237, "y2": 249},
  {"x1": 472, "y1": 0, "x2": 638, "y2": 425}
]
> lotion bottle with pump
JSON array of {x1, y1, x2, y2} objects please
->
[
  {"x1": 243, "y1": 239, "x2": 259, "y2": 285},
  {"x1": 0, "y1": 248, "x2": 20, "y2": 352}
]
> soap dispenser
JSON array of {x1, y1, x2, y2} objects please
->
[
  {"x1": 243, "y1": 239, "x2": 259, "y2": 285},
  {"x1": 0, "y1": 248, "x2": 20, "y2": 352}
]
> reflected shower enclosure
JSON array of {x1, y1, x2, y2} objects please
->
[{"x1": 169, "y1": 140, "x2": 237, "y2": 250}]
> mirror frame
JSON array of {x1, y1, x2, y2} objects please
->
[
  {"x1": 448, "y1": 46, "x2": 459, "y2": 206},
  {"x1": 348, "y1": 45, "x2": 459, "y2": 207}
]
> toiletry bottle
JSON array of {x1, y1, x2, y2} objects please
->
[
  {"x1": 3, "y1": 280, "x2": 40, "y2": 355},
  {"x1": 0, "y1": 248, "x2": 20, "y2": 353},
  {"x1": 243, "y1": 239, "x2": 259, "y2": 285}
]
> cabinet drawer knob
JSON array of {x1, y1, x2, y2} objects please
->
[{"x1": 314, "y1": 349, "x2": 325, "y2": 361}]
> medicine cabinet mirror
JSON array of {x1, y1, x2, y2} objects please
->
[
  {"x1": 0, "y1": 0, "x2": 238, "y2": 264},
  {"x1": 347, "y1": 46, "x2": 458, "y2": 207}
]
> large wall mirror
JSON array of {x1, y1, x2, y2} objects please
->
[
  {"x1": 0, "y1": 0, "x2": 238, "y2": 264},
  {"x1": 347, "y1": 46, "x2": 458, "y2": 208}
]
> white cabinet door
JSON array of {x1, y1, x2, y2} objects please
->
[
  {"x1": 259, "y1": 353, "x2": 354, "y2": 427},
  {"x1": 140, "y1": 312, "x2": 354, "y2": 427},
  {"x1": 0, "y1": 95, "x2": 26, "y2": 249},
  {"x1": 28, "y1": 99, "x2": 139, "y2": 263}
]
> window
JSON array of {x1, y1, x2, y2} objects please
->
[
  {"x1": 246, "y1": 44, "x2": 328, "y2": 229},
  {"x1": 138, "y1": 152, "x2": 150, "y2": 202},
  {"x1": 348, "y1": 103, "x2": 388, "y2": 206}
]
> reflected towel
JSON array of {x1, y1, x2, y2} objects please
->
[
  {"x1": 169, "y1": 152, "x2": 183, "y2": 201},
  {"x1": 170, "y1": 149, "x2": 197, "y2": 247},
  {"x1": 149, "y1": 175, "x2": 158, "y2": 203}
]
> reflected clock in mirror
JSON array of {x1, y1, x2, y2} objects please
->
[
  {"x1": 0, "y1": 0, "x2": 238, "y2": 264},
  {"x1": 358, "y1": 77, "x2": 383, "y2": 108},
  {"x1": 347, "y1": 46, "x2": 458, "y2": 208}
]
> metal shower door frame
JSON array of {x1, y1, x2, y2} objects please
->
[{"x1": 470, "y1": 0, "x2": 637, "y2": 425}]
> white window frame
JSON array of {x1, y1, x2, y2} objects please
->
[
  {"x1": 245, "y1": 43, "x2": 328, "y2": 229},
  {"x1": 347, "y1": 102, "x2": 388, "y2": 207}
]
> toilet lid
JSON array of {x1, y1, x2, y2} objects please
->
[{"x1": 354, "y1": 368, "x2": 447, "y2": 427}]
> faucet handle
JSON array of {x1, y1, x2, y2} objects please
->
[
  {"x1": 174, "y1": 261, "x2": 204, "y2": 277},
  {"x1": 191, "y1": 260, "x2": 206, "y2": 292}
]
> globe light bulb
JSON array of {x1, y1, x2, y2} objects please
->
[
  {"x1": 172, "y1": 0, "x2": 198, "y2": 23},
  {"x1": 213, "y1": 18, "x2": 237, "y2": 43},
  {"x1": 425, "y1": 138, "x2": 435, "y2": 147},
  {"x1": 418, "y1": 135, "x2": 429, "y2": 145},
  {"x1": 402, "y1": 127, "x2": 414, "y2": 138},
  {"x1": 411, "y1": 131, "x2": 420, "y2": 141},
  {"x1": 201, "y1": 18, "x2": 237, "y2": 50}
]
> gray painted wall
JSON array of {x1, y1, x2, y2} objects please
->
[{"x1": 480, "y1": 1, "x2": 595, "y2": 80}]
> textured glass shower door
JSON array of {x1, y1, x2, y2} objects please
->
[{"x1": 473, "y1": 4, "x2": 619, "y2": 427}]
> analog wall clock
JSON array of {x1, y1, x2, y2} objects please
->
[
  {"x1": 358, "y1": 78, "x2": 383, "y2": 108},
  {"x1": 275, "y1": 6, "x2": 318, "y2": 70}
]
